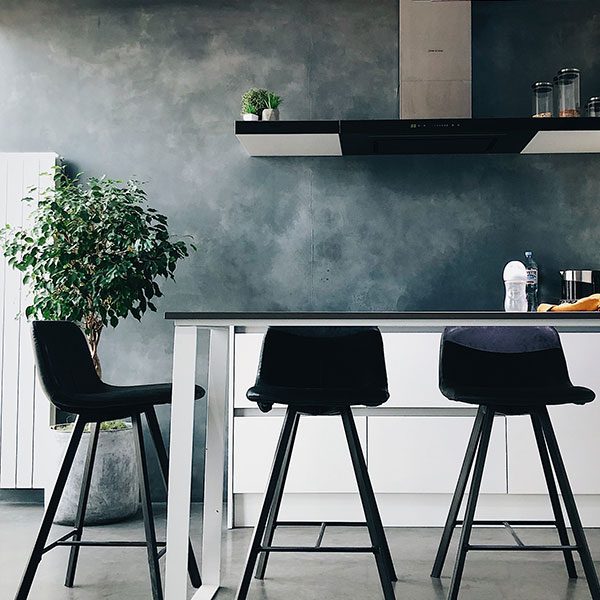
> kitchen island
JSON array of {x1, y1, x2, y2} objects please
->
[{"x1": 163, "y1": 311, "x2": 600, "y2": 600}]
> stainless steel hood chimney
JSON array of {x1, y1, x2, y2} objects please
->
[{"x1": 399, "y1": 0, "x2": 471, "y2": 119}]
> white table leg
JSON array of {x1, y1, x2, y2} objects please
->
[
  {"x1": 165, "y1": 325, "x2": 198, "y2": 600},
  {"x1": 194, "y1": 327, "x2": 230, "y2": 599},
  {"x1": 226, "y1": 327, "x2": 235, "y2": 530}
]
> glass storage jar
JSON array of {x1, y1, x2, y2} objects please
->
[
  {"x1": 556, "y1": 68, "x2": 581, "y2": 117},
  {"x1": 531, "y1": 82, "x2": 553, "y2": 117},
  {"x1": 586, "y1": 97, "x2": 600, "y2": 117}
]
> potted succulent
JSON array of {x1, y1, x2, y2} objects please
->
[
  {"x1": 262, "y1": 92, "x2": 282, "y2": 121},
  {"x1": 0, "y1": 165, "x2": 194, "y2": 523},
  {"x1": 240, "y1": 88, "x2": 283, "y2": 121}
]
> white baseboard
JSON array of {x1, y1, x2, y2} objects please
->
[{"x1": 233, "y1": 493, "x2": 600, "y2": 528}]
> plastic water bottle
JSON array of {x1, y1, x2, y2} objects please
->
[
  {"x1": 524, "y1": 251, "x2": 539, "y2": 311},
  {"x1": 503, "y1": 261, "x2": 528, "y2": 312}
]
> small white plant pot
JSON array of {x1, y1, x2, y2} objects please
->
[
  {"x1": 242, "y1": 113, "x2": 259, "y2": 121},
  {"x1": 262, "y1": 108, "x2": 280, "y2": 121}
]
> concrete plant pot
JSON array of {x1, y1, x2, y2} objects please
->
[
  {"x1": 242, "y1": 113, "x2": 259, "y2": 121},
  {"x1": 261, "y1": 108, "x2": 279, "y2": 121},
  {"x1": 46, "y1": 424, "x2": 139, "y2": 525}
]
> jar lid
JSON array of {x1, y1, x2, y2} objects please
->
[
  {"x1": 557, "y1": 68, "x2": 580, "y2": 82},
  {"x1": 532, "y1": 81, "x2": 553, "y2": 90},
  {"x1": 587, "y1": 97, "x2": 600, "y2": 103}
]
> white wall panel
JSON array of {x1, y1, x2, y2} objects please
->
[{"x1": 0, "y1": 153, "x2": 56, "y2": 489}]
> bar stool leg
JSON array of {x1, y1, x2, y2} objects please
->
[
  {"x1": 144, "y1": 407, "x2": 202, "y2": 588},
  {"x1": 447, "y1": 407, "x2": 495, "y2": 600},
  {"x1": 340, "y1": 406, "x2": 397, "y2": 582},
  {"x1": 255, "y1": 410, "x2": 300, "y2": 580},
  {"x1": 14, "y1": 418, "x2": 87, "y2": 600},
  {"x1": 530, "y1": 413, "x2": 577, "y2": 579},
  {"x1": 64, "y1": 421, "x2": 101, "y2": 587},
  {"x1": 132, "y1": 413, "x2": 163, "y2": 600},
  {"x1": 235, "y1": 407, "x2": 299, "y2": 600},
  {"x1": 431, "y1": 406, "x2": 485, "y2": 578},
  {"x1": 538, "y1": 408, "x2": 600, "y2": 600},
  {"x1": 341, "y1": 407, "x2": 396, "y2": 600}
]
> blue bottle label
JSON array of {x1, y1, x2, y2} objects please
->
[{"x1": 526, "y1": 268, "x2": 537, "y2": 284}]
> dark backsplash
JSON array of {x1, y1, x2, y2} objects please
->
[{"x1": 1, "y1": 0, "x2": 599, "y2": 497}]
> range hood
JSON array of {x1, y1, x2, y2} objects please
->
[{"x1": 236, "y1": 0, "x2": 600, "y2": 156}]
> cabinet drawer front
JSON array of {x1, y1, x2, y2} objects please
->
[
  {"x1": 233, "y1": 415, "x2": 366, "y2": 493},
  {"x1": 383, "y1": 333, "x2": 453, "y2": 408},
  {"x1": 368, "y1": 416, "x2": 507, "y2": 494},
  {"x1": 234, "y1": 333, "x2": 263, "y2": 408}
]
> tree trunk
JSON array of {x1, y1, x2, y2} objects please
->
[{"x1": 84, "y1": 316, "x2": 103, "y2": 378}]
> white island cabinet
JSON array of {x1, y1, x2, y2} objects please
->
[
  {"x1": 164, "y1": 312, "x2": 600, "y2": 600},
  {"x1": 232, "y1": 330, "x2": 600, "y2": 527}
]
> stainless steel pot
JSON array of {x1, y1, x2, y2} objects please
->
[{"x1": 560, "y1": 269, "x2": 600, "y2": 303}]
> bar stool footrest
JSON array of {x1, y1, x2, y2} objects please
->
[
  {"x1": 43, "y1": 531, "x2": 167, "y2": 555},
  {"x1": 456, "y1": 519, "x2": 558, "y2": 526},
  {"x1": 260, "y1": 545, "x2": 377, "y2": 553},
  {"x1": 453, "y1": 518, "x2": 576, "y2": 552},
  {"x1": 467, "y1": 544, "x2": 579, "y2": 552},
  {"x1": 271, "y1": 520, "x2": 371, "y2": 550}
]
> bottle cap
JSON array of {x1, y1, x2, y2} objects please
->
[{"x1": 503, "y1": 261, "x2": 528, "y2": 282}]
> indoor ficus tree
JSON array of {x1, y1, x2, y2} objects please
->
[{"x1": 0, "y1": 165, "x2": 194, "y2": 375}]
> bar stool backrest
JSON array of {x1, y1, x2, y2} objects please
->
[
  {"x1": 31, "y1": 321, "x2": 103, "y2": 407},
  {"x1": 254, "y1": 326, "x2": 389, "y2": 392},
  {"x1": 440, "y1": 326, "x2": 572, "y2": 391}
]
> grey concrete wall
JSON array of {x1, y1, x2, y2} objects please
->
[{"x1": 1, "y1": 0, "x2": 599, "y2": 499}]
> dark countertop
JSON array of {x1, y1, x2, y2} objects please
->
[{"x1": 165, "y1": 311, "x2": 600, "y2": 320}]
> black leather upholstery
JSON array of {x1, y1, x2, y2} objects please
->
[
  {"x1": 32, "y1": 321, "x2": 205, "y2": 419},
  {"x1": 439, "y1": 326, "x2": 595, "y2": 413},
  {"x1": 247, "y1": 326, "x2": 389, "y2": 414}
]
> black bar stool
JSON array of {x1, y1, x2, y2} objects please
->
[
  {"x1": 235, "y1": 326, "x2": 397, "y2": 600},
  {"x1": 14, "y1": 321, "x2": 204, "y2": 600},
  {"x1": 431, "y1": 326, "x2": 600, "y2": 600}
]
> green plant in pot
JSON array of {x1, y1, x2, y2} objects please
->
[
  {"x1": 262, "y1": 92, "x2": 282, "y2": 121},
  {"x1": 241, "y1": 88, "x2": 267, "y2": 121},
  {"x1": 240, "y1": 88, "x2": 282, "y2": 121},
  {"x1": 0, "y1": 165, "x2": 194, "y2": 523}
]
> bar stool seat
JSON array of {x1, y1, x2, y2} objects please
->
[
  {"x1": 236, "y1": 326, "x2": 397, "y2": 600},
  {"x1": 432, "y1": 325, "x2": 600, "y2": 600},
  {"x1": 441, "y1": 384, "x2": 594, "y2": 412},
  {"x1": 247, "y1": 383, "x2": 389, "y2": 414},
  {"x1": 15, "y1": 321, "x2": 204, "y2": 600},
  {"x1": 49, "y1": 383, "x2": 204, "y2": 419}
]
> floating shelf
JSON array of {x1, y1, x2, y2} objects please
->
[{"x1": 235, "y1": 118, "x2": 600, "y2": 156}]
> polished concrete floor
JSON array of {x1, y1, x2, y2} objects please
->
[{"x1": 2, "y1": 503, "x2": 600, "y2": 599}]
